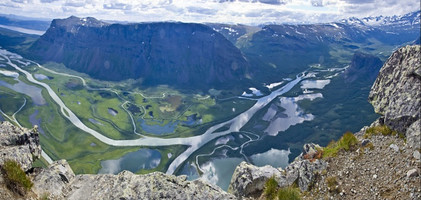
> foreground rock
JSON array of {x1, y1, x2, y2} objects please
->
[
  {"x1": 302, "y1": 125, "x2": 421, "y2": 200},
  {"x1": 0, "y1": 121, "x2": 40, "y2": 171},
  {"x1": 32, "y1": 160, "x2": 234, "y2": 200},
  {"x1": 0, "y1": 122, "x2": 234, "y2": 200},
  {"x1": 228, "y1": 144, "x2": 327, "y2": 199},
  {"x1": 369, "y1": 45, "x2": 420, "y2": 134}
]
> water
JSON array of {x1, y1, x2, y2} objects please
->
[
  {"x1": 250, "y1": 148, "x2": 290, "y2": 169},
  {"x1": 139, "y1": 119, "x2": 178, "y2": 135},
  {"x1": 88, "y1": 118, "x2": 103, "y2": 125},
  {"x1": 34, "y1": 74, "x2": 50, "y2": 80},
  {"x1": 264, "y1": 93, "x2": 322, "y2": 136},
  {"x1": 0, "y1": 79, "x2": 46, "y2": 105},
  {"x1": 98, "y1": 148, "x2": 161, "y2": 174},
  {"x1": 300, "y1": 79, "x2": 330, "y2": 89},
  {"x1": 107, "y1": 108, "x2": 118, "y2": 116},
  {"x1": 199, "y1": 157, "x2": 244, "y2": 191}
]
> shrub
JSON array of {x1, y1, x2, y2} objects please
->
[
  {"x1": 1, "y1": 160, "x2": 33, "y2": 195},
  {"x1": 326, "y1": 176, "x2": 340, "y2": 194},
  {"x1": 264, "y1": 176, "x2": 279, "y2": 200},
  {"x1": 323, "y1": 132, "x2": 359, "y2": 158},
  {"x1": 277, "y1": 186, "x2": 301, "y2": 200}
]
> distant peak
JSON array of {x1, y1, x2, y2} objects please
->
[{"x1": 51, "y1": 16, "x2": 109, "y2": 33}]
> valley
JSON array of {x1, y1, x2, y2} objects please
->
[{"x1": 0, "y1": 11, "x2": 419, "y2": 191}]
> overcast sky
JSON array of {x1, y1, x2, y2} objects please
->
[{"x1": 0, "y1": 0, "x2": 419, "y2": 25}]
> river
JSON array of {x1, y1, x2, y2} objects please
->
[{"x1": 0, "y1": 48, "x2": 308, "y2": 174}]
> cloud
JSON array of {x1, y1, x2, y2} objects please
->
[
  {"x1": 103, "y1": 3, "x2": 132, "y2": 10},
  {"x1": 41, "y1": 0, "x2": 60, "y2": 3},
  {"x1": 64, "y1": 0, "x2": 85, "y2": 7},
  {"x1": 0, "y1": 0, "x2": 418, "y2": 25}
]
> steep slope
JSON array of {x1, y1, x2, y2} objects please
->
[
  {"x1": 343, "y1": 52, "x2": 383, "y2": 83},
  {"x1": 229, "y1": 45, "x2": 421, "y2": 199},
  {"x1": 29, "y1": 16, "x2": 250, "y2": 89}
]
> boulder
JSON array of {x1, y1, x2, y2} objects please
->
[
  {"x1": 369, "y1": 45, "x2": 420, "y2": 133},
  {"x1": 32, "y1": 160, "x2": 75, "y2": 199},
  {"x1": 0, "y1": 121, "x2": 41, "y2": 171},
  {"x1": 228, "y1": 161, "x2": 285, "y2": 198}
]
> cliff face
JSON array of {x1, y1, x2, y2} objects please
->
[
  {"x1": 369, "y1": 45, "x2": 420, "y2": 134},
  {"x1": 343, "y1": 51, "x2": 383, "y2": 83},
  {"x1": 29, "y1": 16, "x2": 249, "y2": 89}
]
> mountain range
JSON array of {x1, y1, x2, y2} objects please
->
[{"x1": 0, "y1": 11, "x2": 420, "y2": 89}]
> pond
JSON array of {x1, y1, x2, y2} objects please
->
[
  {"x1": 139, "y1": 119, "x2": 178, "y2": 135},
  {"x1": 98, "y1": 148, "x2": 161, "y2": 174},
  {"x1": 250, "y1": 148, "x2": 290, "y2": 169},
  {"x1": 0, "y1": 71, "x2": 46, "y2": 105}
]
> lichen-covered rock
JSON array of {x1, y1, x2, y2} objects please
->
[
  {"x1": 0, "y1": 121, "x2": 40, "y2": 171},
  {"x1": 406, "y1": 119, "x2": 420, "y2": 150},
  {"x1": 369, "y1": 45, "x2": 420, "y2": 133},
  {"x1": 285, "y1": 159, "x2": 327, "y2": 191},
  {"x1": 61, "y1": 170, "x2": 234, "y2": 200},
  {"x1": 31, "y1": 159, "x2": 234, "y2": 200},
  {"x1": 228, "y1": 162, "x2": 285, "y2": 198},
  {"x1": 228, "y1": 145, "x2": 327, "y2": 198},
  {"x1": 32, "y1": 160, "x2": 75, "y2": 199}
]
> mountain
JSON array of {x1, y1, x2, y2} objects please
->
[
  {"x1": 343, "y1": 52, "x2": 383, "y2": 83},
  {"x1": 29, "y1": 16, "x2": 250, "y2": 89},
  {"x1": 236, "y1": 11, "x2": 420, "y2": 81}
]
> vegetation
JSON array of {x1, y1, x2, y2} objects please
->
[
  {"x1": 326, "y1": 176, "x2": 340, "y2": 194},
  {"x1": 364, "y1": 125, "x2": 397, "y2": 138},
  {"x1": 323, "y1": 132, "x2": 359, "y2": 158},
  {"x1": 1, "y1": 160, "x2": 33, "y2": 195},
  {"x1": 277, "y1": 186, "x2": 301, "y2": 200},
  {"x1": 263, "y1": 177, "x2": 301, "y2": 200},
  {"x1": 264, "y1": 176, "x2": 279, "y2": 200}
]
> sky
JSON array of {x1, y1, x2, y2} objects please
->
[{"x1": 0, "y1": 0, "x2": 419, "y2": 25}]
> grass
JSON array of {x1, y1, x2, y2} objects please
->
[
  {"x1": 364, "y1": 125, "x2": 397, "y2": 138},
  {"x1": 277, "y1": 186, "x2": 301, "y2": 200},
  {"x1": 1, "y1": 160, "x2": 33, "y2": 195},
  {"x1": 264, "y1": 176, "x2": 279, "y2": 200},
  {"x1": 264, "y1": 177, "x2": 301, "y2": 200},
  {"x1": 323, "y1": 132, "x2": 359, "y2": 158}
]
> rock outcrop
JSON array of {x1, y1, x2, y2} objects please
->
[
  {"x1": 32, "y1": 160, "x2": 234, "y2": 200},
  {"x1": 0, "y1": 122, "x2": 235, "y2": 200},
  {"x1": 228, "y1": 143, "x2": 327, "y2": 199},
  {"x1": 369, "y1": 45, "x2": 420, "y2": 134},
  {"x1": 0, "y1": 121, "x2": 40, "y2": 171}
]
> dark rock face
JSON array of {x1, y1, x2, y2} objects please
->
[
  {"x1": 30, "y1": 16, "x2": 249, "y2": 89},
  {"x1": 343, "y1": 52, "x2": 383, "y2": 83},
  {"x1": 369, "y1": 45, "x2": 420, "y2": 134}
]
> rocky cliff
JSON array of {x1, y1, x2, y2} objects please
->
[
  {"x1": 229, "y1": 45, "x2": 420, "y2": 199},
  {"x1": 29, "y1": 16, "x2": 249, "y2": 89}
]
